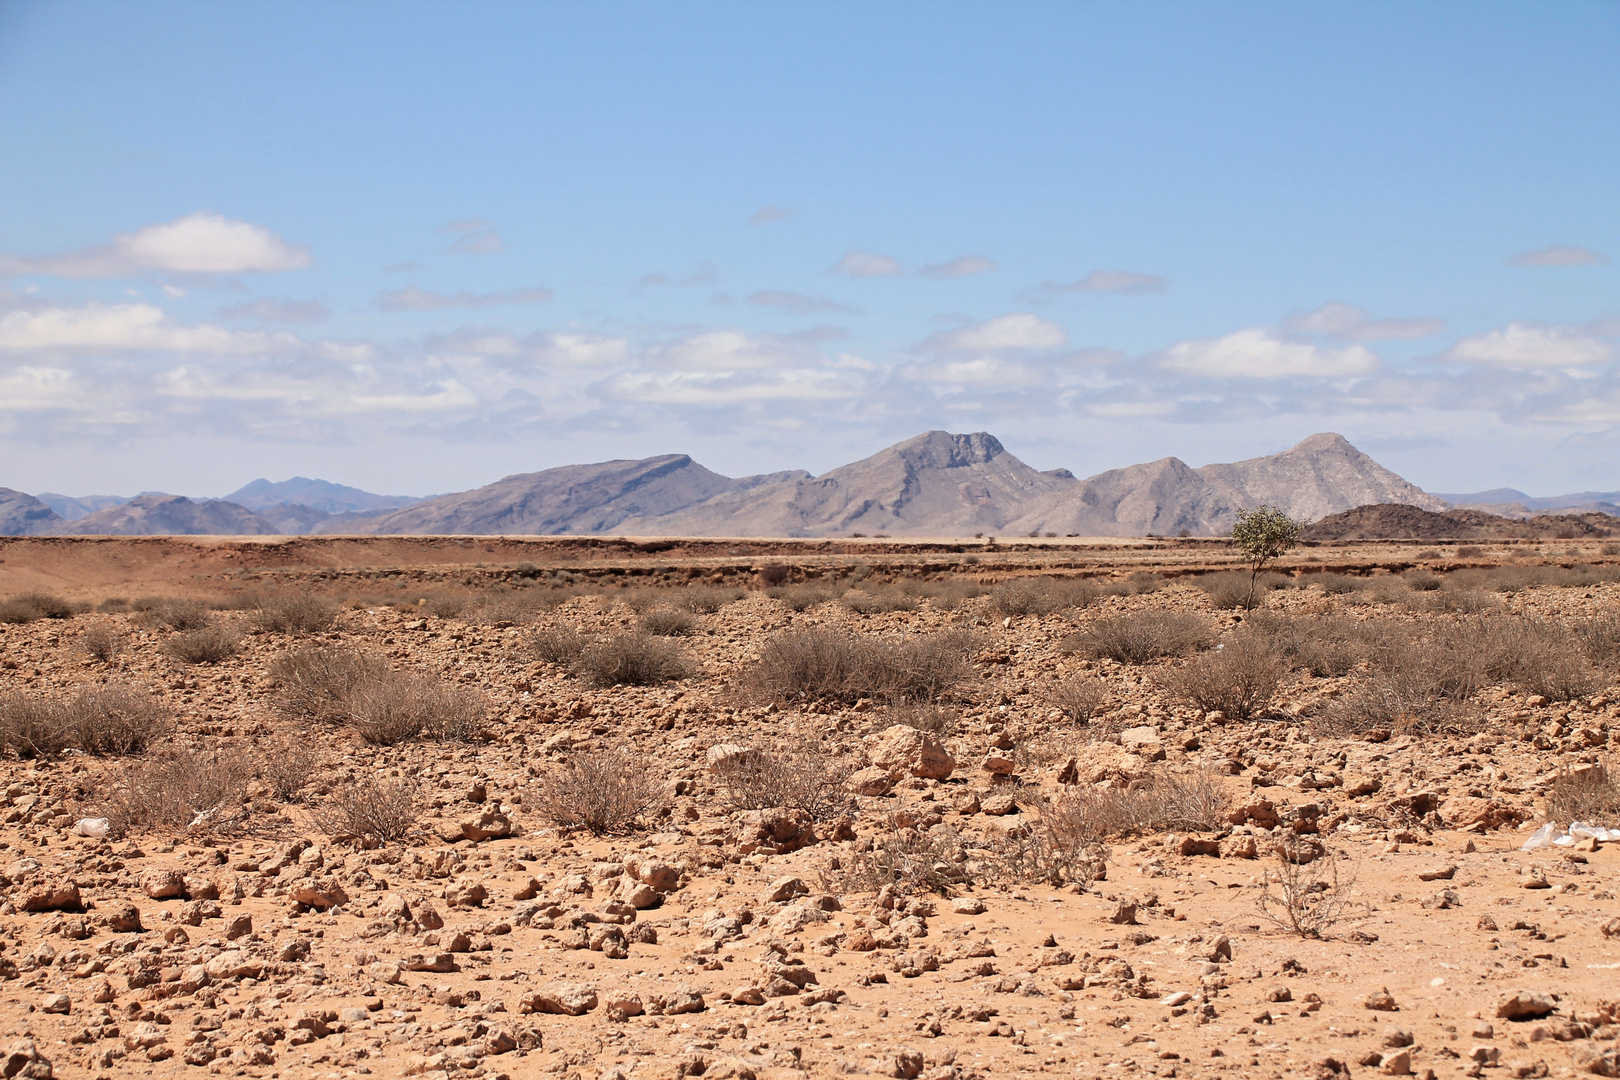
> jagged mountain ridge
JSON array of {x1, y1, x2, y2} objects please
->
[
  {"x1": 224, "y1": 477, "x2": 423, "y2": 514},
  {"x1": 54, "y1": 495, "x2": 280, "y2": 536}
]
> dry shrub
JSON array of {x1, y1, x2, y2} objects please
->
[
  {"x1": 0, "y1": 684, "x2": 169, "y2": 757},
  {"x1": 672, "y1": 585, "x2": 744, "y2": 613},
  {"x1": 1403, "y1": 570, "x2": 1444, "y2": 592},
  {"x1": 531, "y1": 746, "x2": 663, "y2": 834},
  {"x1": 638, "y1": 606, "x2": 696, "y2": 637},
  {"x1": 573, "y1": 632, "x2": 691, "y2": 687},
  {"x1": 883, "y1": 701, "x2": 958, "y2": 736},
  {"x1": 256, "y1": 733, "x2": 325, "y2": 802},
  {"x1": 836, "y1": 818, "x2": 970, "y2": 896},
  {"x1": 1044, "y1": 675, "x2": 1109, "y2": 723},
  {"x1": 528, "y1": 626, "x2": 592, "y2": 665},
  {"x1": 1063, "y1": 611, "x2": 1214, "y2": 664},
  {"x1": 1546, "y1": 760, "x2": 1620, "y2": 826},
  {"x1": 740, "y1": 628, "x2": 977, "y2": 705},
  {"x1": 1101, "y1": 571, "x2": 1167, "y2": 597},
  {"x1": 1157, "y1": 634, "x2": 1286, "y2": 720},
  {"x1": 766, "y1": 584, "x2": 836, "y2": 612},
  {"x1": 137, "y1": 599, "x2": 213, "y2": 631},
  {"x1": 102, "y1": 745, "x2": 254, "y2": 837},
  {"x1": 904, "y1": 578, "x2": 986, "y2": 611},
  {"x1": 989, "y1": 577, "x2": 1097, "y2": 617},
  {"x1": 1576, "y1": 609, "x2": 1620, "y2": 669},
  {"x1": 270, "y1": 644, "x2": 391, "y2": 724},
  {"x1": 983, "y1": 795, "x2": 1109, "y2": 888},
  {"x1": 1312, "y1": 573, "x2": 1365, "y2": 594},
  {"x1": 842, "y1": 589, "x2": 919, "y2": 614},
  {"x1": 250, "y1": 593, "x2": 338, "y2": 634},
  {"x1": 79, "y1": 625, "x2": 124, "y2": 663},
  {"x1": 1418, "y1": 588, "x2": 1499, "y2": 614},
  {"x1": 423, "y1": 592, "x2": 469, "y2": 619},
  {"x1": 711, "y1": 743, "x2": 854, "y2": 820},
  {"x1": 164, "y1": 624, "x2": 241, "y2": 664},
  {"x1": 0, "y1": 592, "x2": 74, "y2": 624},
  {"x1": 1457, "y1": 545, "x2": 1485, "y2": 557},
  {"x1": 1194, "y1": 571, "x2": 1255, "y2": 610},
  {"x1": 1247, "y1": 612, "x2": 1385, "y2": 678},
  {"x1": 1257, "y1": 837, "x2": 1361, "y2": 939},
  {"x1": 346, "y1": 677, "x2": 488, "y2": 745},
  {"x1": 1311, "y1": 671, "x2": 1486, "y2": 739},
  {"x1": 314, "y1": 777, "x2": 420, "y2": 844}
]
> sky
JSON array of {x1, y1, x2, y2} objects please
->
[{"x1": 0, "y1": 0, "x2": 1617, "y2": 500}]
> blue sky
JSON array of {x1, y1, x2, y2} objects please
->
[{"x1": 1, "y1": 0, "x2": 1616, "y2": 498}]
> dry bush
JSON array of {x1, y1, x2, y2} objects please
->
[
  {"x1": 1546, "y1": 760, "x2": 1620, "y2": 826},
  {"x1": 531, "y1": 746, "x2": 663, "y2": 834},
  {"x1": 1247, "y1": 612, "x2": 1387, "y2": 678},
  {"x1": 314, "y1": 777, "x2": 420, "y2": 844},
  {"x1": 1311, "y1": 671, "x2": 1486, "y2": 739},
  {"x1": 1419, "y1": 588, "x2": 1499, "y2": 614},
  {"x1": 1257, "y1": 837, "x2": 1361, "y2": 939},
  {"x1": 672, "y1": 585, "x2": 744, "y2": 613},
  {"x1": 1576, "y1": 609, "x2": 1620, "y2": 669},
  {"x1": 573, "y1": 632, "x2": 691, "y2": 687},
  {"x1": 0, "y1": 694, "x2": 68, "y2": 757},
  {"x1": 1509, "y1": 632, "x2": 1603, "y2": 702},
  {"x1": 256, "y1": 733, "x2": 325, "y2": 802},
  {"x1": 164, "y1": 623, "x2": 241, "y2": 664},
  {"x1": 79, "y1": 625, "x2": 124, "y2": 663},
  {"x1": 740, "y1": 628, "x2": 978, "y2": 705},
  {"x1": 766, "y1": 584, "x2": 836, "y2": 612},
  {"x1": 1603, "y1": 542, "x2": 1620, "y2": 557},
  {"x1": 528, "y1": 626, "x2": 592, "y2": 665},
  {"x1": 759, "y1": 563, "x2": 791, "y2": 586},
  {"x1": 1157, "y1": 634, "x2": 1287, "y2": 720},
  {"x1": 711, "y1": 744, "x2": 853, "y2": 820},
  {"x1": 1403, "y1": 570, "x2": 1444, "y2": 592},
  {"x1": 137, "y1": 599, "x2": 213, "y2": 631},
  {"x1": 989, "y1": 577, "x2": 1097, "y2": 617},
  {"x1": 102, "y1": 745, "x2": 254, "y2": 837},
  {"x1": 1195, "y1": 571, "x2": 1257, "y2": 610},
  {"x1": 250, "y1": 593, "x2": 338, "y2": 634},
  {"x1": 835, "y1": 818, "x2": 970, "y2": 896},
  {"x1": 1100, "y1": 571, "x2": 1167, "y2": 597},
  {"x1": 638, "y1": 606, "x2": 697, "y2": 636},
  {"x1": 1043, "y1": 675, "x2": 1109, "y2": 723},
  {"x1": 904, "y1": 578, "x2": 986, "y2": 611},
  {"x1": 269, "y1": 645, "x2": 391, "y2": 724},
  {"x1": 0, "y1": 685, "x2": 170, "y2": 757},
  {"x1": 1063, "y1": 611, "x2": 1214, "y2": 664},
  {"x1": 346, "y1": 676, "x2": 487, "y2": 745},
  {"x1": 423, "y1": 592, "x2": 469, "y2": 619},
  {"x1": 1457, "y1": 545, "x2": 1485, "y2": 557},
  {"x1": 843, "y1": 589, "x2": 920, "y2": 614},
  {"x1": 0, "y1": 592, "x2": 74, "y2": 624},
  {"x1": 883, "y1": 701, "x2": 959, "y2": 736},
  {"x1": 982, "y1": 794, "x2": 1109, "y2": 888},
  {"x1": 1312, "y1": 572, "x2": 1365, "y2": 595}
]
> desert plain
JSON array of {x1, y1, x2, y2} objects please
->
[{"x1": 0, "y1": 532, "x2": 1616, "y2": 1080}]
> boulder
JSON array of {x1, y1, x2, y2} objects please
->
[
  {"x1": 846, "y1": 766, "x2": 895, "y2": 797},
  {"x1": 761, "y1": 876, "x2": 809, "y2": 904},
  {"x1": 102, "y1": 901, "x2": 143, "y2": 933},
  {"x1": 460, "y1": 810, "x2": 513, "y2": 842},
  {"x1": 16, "y1": 879, "x2": 80, "y2": 913},
  {"x1": 289, "y1": 878, "x2": 348, "y2": 910},
  {"x1": 1, "y1": 1038, "x2": 52, "y2": 1079},
  {"x1": 867, "y1": 725, "x2": 955, "y2": 781},
  {"x1": 1496, "y1": 991, "x2": 1556, "y2": 1021},
  {"x1": 521, "y1": 983, "x2": 599, "y2": 1016},
  {"x1": 140, "y1": 869, "x2": 187, "y2": 900},
  {"x1": 734, "y1": 809, "x2": 818, "y2": 855}
]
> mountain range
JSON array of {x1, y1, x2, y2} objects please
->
[{"x1": 0, "y1": 430, "x2": 1470, "y2": 538}]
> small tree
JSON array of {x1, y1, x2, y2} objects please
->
[{"x1": 1230, "y1": 505, "x2": 1302, "y2": 611}]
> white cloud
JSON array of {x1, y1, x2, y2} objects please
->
[
  {"x1": 1029, "y1": 270, "x2": 1166, "y2": 297},
  {"x1": 899, "y1": 357, "x2": 1050, "y2": 389},
  {"x1": 0, "y1": 303, "x2": 301, "y2": 356},
  {"x1": 925, "y1": 312, "x2": 1067, "y2": 354},
  {"x1": 439, "y1": 218, "x2": 504, "y2": 255},
  {"x1": 1508, "y1": 245, "x2": 1608, "y2": 267},
  {"x1": 0, "y1": 212, "x2": 312, "y2": 278},
  {"x1": 375, "y1": 286, "x2": 553, "y2": 312},
  {"x1": 217, "y1": 298, "x2": 331, "y2": 323},
  {"x1": 1441, "y1": 322, "x2": 1612, "y2": 369},
  {"x1": 645, "y1": 330, "x2": 801, "y2": 373},
  {"x1": 746, "y1": 290, "x2": 858, "y2": 315},
  {"x1": 919, "y1": 255, "x2": 997, "y2": 279},
  {"x1": 831, "y1": 250, "x2": 903, "y2": 278},
  {"x1": 750, "y1": 206, "x2": 793, "y2": 225},
  {"x1": 1157, "y1": 327, "x2": 1379, "y2": 379},
  {"x1": 1285, "y1": 302, "x2": 1445, "y2": 341}
]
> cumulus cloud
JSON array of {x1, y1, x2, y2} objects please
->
[
  {"x1": 216, "y1": 298, "x2": 331, "y2": 323},
  {"x1": 428, "y1": 328, "x2": 630, "y2": 369},
  {"x1": 0, "y1": 212, "x2": 312, "y2": 278},
  {"x1": 831, "y1": 250, "x2": 904, "y2": 278},
  {"x1": 1156, "y1": 327, "x2": 1379, "y2": 379},
  {"x1": 899, "y1": 357, "x2": 1050, "y2": 389},
  {"x1": 1508, "y1": 245, "x2": 1608, "y2": 267},
  {"x1": 750, "y1": 206, "x2": 793, "y2": 225},
  {"x1": 375, "y1": 286, "x2": 553, "y2": 312},
  {"x1": 1285, "y1": 302, "x2": 1445, "y2": 341},
  {"x1": 600, "y1": 328, "x2": 869, "y2": 408},
  {"x1": 0, "y1": 303, "x2": 302, "y2": 356},
  {"x1": 746, "y1": 290, "x2": 858, "y2": 315},
  {"x1": 919, "y1": 255, "x2": 997, "y2": 279},
  {"x1": 439, "y1": 218, "x2": 504, "y2": 255},
  {"x1": 1026, "y1": 270, "x2": 1166, "y2": 299},
  {"x1": 1440, "y1": 322, "x2": 1612, "y2": 369},
  {"x1": 923, "y1": 312, "x2": 1067, "y2": 354}
]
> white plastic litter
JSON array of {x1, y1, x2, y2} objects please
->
[
  {"x1": 73, "y1": 817, "x2": 110, "y2": 838},
  {"x1": 1520, "y1": 823, "x2": 1557, "y2": 850},
  {"x1": 1520, "y1": 821, "x2": 1620, "y2": 850}
]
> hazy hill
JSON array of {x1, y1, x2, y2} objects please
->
[
  {"x1": 54, "y1": 495, "x2": 278, "y2": 536},
  {"x1": 0, "y1": 488, "x2": 64, "y2": 536},
  {"x1": 223, "y1": 477, "x2": 423, "y2": 514}
]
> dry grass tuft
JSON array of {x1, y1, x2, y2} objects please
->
[
  {"x1": 1043, "y1": 675, "x2": 1110, "y2": 723},
  {"x1": 0, "y1": 592, "x2": 75, "y2": 624},
  {"x1": 531, "y1": 746, "x2": 663, "y2": 834},
  {"x1": 250, "y1": 593, "x2": 338, "y2": 634},
  {"x1": 527, "y1": 626, "x2": 592, "y2": 665},
  {"x1": 1575, "y1": 609, "x2": 1620, "y2": 669},
  {"x1": 164, "y1": 623, "x2": 241, "y2": 664},
  {"x1": 989, "y1": 577, "x2": 1097, "y2": 617},
  {"x1": 836, "y1": 818, "x2": 970, "y2": 896},
  {"x1": 269, "y1": 645, "x2": 391, "y2": 725},
  {"x1": 0, "y1": 684, "x2": 169, "y2": 757},
  {"x1": 346, "y1": 676, "x2": 488, "y2": 745},
  {"x1": 314, "y1": 777, "x2": 421, "y2": 844},
  {"x1": 137, "y1": 599, "x2": 214, "y2": 631},
  {"x1": 765, "y1": 584, "x2": 836, "y2": 612},
  {"x1": 882, "y1": 701, "x2": 959, "y2": 736},
  {"x1": 1256, "y1": 837, "x2": 1361, "y2": 939},
  {"x1": 103, "y1": 745, "x2": 254, "y2": 837},
  {"x1": 78, "y1": 624, "x2": 125, "y2": 663},
  {"x1": 711, "y1": 743, "x2": 854, "y2": 820},
  {"x1": 256, "y1": 733, "x2": 326, "y2": 803},
  {"x1": 740, "y1": 627, "x2": 978, "y2": 705},
  {"x1": 637, "y1": 606, "x2": 697, "y2": 636},
  {"x1": 1061, "y1": 611, "x2": 1214, "y2": 664},
  {"x1": 573, "y1": 632, "x2": 692, "y2": 687}
]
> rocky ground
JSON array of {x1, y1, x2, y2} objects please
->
[{"x1": 0, "y1": 539, "x2": 1616, "y2": 1080}]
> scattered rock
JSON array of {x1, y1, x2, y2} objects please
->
[{"x1": 1496, "y1": 990, "x2": 1556, "y2": 1021}]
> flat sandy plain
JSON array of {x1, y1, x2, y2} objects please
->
[{"x1": 0, "y1": 533, "x2": 1617, "y2": 1080}]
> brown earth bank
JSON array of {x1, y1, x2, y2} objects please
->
[
  {"x1": 1303, "y1": 505, "x2": 1620, "y2": 543},
  {"x1": 0, "y1": 543, "x2": 1617, "y2": 1079}
]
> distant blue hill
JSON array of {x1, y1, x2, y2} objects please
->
[{"x1": 222, "y1": 477, "x2": 424, "y2": 514}]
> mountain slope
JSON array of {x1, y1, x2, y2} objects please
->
[
  {"x1": 223, "y1": 477, "x2": 423, "y2": 514},
  {"x1": 54, "y1": 495, "x2": 278, "y2": 536},
  {"x1": 0, "y1": 488, "x2": 64, "y2": 536},
  {"x1": 1196, "y1": 433, "x2": 1447, "y2": 522}
]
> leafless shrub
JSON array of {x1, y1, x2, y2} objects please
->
[
  {"x1": 1256, "y1": 837, "x2": 1361, "y2": 939},
  {"x1": 1157, "y1": 634, "x2": 1287, "y2": 720},
  {"x1": 1061, "y1": 611, "x2": 1214, "y2": 664},
  {"x1": 1099, "y1": 571, "x2": 1167, "y2": 597},
  {"x1": 1576, "y1": 609, "x2": 1620, "y2": 669},
  {"x1": 843, "y1": 589, "x2": 920, "y2": 614},
  {"x1": 1310, "y1": 671, "x2": 1486, "y2": 739},
  {"x1": 1312, "y1": 572, "x2": 1365, "y2": 594},
  {"x1": 711, "y1": 744, "x2": 854, "y2": 820},
  {"x1": 982, "y1": 794, "x2": 1109, "y2": 889},
  {"x1": 313, "y1": 776, "x2": 420, "y2": 844},
  {"x1": 672, "y1": 585, "x2": 744, "y2": 613},
  {"x1": 0, "y1": 694, "x2": 69, "y2": 758},
  {"x1": 527, "y1": 626, "x2": 592, "y2": 665},
  {"x1": 766, "y1": 584, "x2": 836, "y2": 612},
  {"x1": 1246, "y1": 612, "x2": 1388, "y2": 678},
  {"x1": 250, "y1": 592, "x2": 338, "y2": 634},
  {"x1": 638, "y1": 606, "x2": 697, "y2": 636},
  {"x1": 1510, "y1": 631, "x2": 1603, "y2": 702},
  {"x1": 835, "y1": 818, "x2": 970, "y2": 896},
  {"x1": 1546, "y1": 759, "x2": 1620, "y2": 827},
  {"x1": 989, "y1": 577, "x2": 1097, "y2": 617},
  {"x1": 423, "y1": 592, "x2": 469, "y2": 619},
  {"x1": 531, "y1": 746, "x2": 663, "y2": 834},
  {"x1": 269, "y1": 645, "x2": 391, "y2": 724},
  {"x1": 1043, "y1": 675, "x2": 1109, "y2": 723},
  {"x1": 1195, "y1": 571, "x2": 1256, "y2": 610},
  {"x1": 1419, "y1": 588, "x2": 1499, "y2": 614},
  {"x1": 573, "y1": 632, "x2": 692, "y2": 687},
  {"x1": 739, "y1": 628, "x2": 978, "y2": 705},
  {"x1": 904, "y1": 578, "x2": 986, "y2": 611},
  {"x1": 346, "y1": 676, "x2": 488, "y2": 745},
  {"x1": 1403, "y1": 570, "x2": 1444, "y2": 591},
  {"x1": 256, "y1": 733, "x2": 325, "y2": 802},
  {"x1": 61, "y1": 683, "x2": 171, "y2": 754},
  {"x1": 137, "y1": 599, "x2": 213, "y2": 631},
  {"x1": 164, "y1": 623, "x2": 241, "y2": 664},
  {"x1": 102, "y1": 745, "x2": 254, "y2": 837},
  {"x1": 1602, "y1": 542, "x2": 1620, "y2": 557},
  {"x1": 0, "y1": 592, "x2": 74, "y2": 624},
  {"x1": 79, "y1": 625, "x2": 124, "y2": 663},
  {"x1": 883, "y1": 701, "x2": 959, "y2": 736}
]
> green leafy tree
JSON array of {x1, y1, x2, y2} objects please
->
[{"x1": 1230, "y1": 505, "x2": 1303, "y2": 611}]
